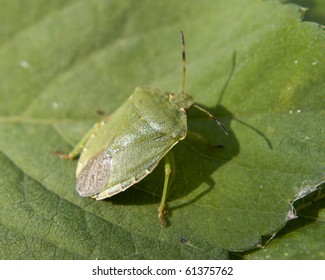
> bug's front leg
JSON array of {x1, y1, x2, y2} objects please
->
[
  {"x1": 158, "y1": 151, "x2": 175, "y2": 227},
  {"x1": 53, "y1": 122, "x2": 103, "y2": 160}
]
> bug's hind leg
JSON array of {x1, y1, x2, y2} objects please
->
[
  {"x1": 158, "y1": 151, "x2": 175, "y2": 227},
  {"x1": 96, "y1": 110, "x2": 110, "y2": 119}
]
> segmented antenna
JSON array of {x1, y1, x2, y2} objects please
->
[
  {"x1": 193, "y1": 104, "x2": 229, "y2": 135},
  {"x1": 179, "y1": 32, "x2": 228, "y2": 136},
  {"x1": 180, "y1": 31, "x2": 186, "y2": 94}
]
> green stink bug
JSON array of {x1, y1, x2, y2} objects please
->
[{"x1": 55, "y1": 32, "x2": 228, "y2": 226}]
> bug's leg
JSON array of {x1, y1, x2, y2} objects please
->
[
  {"x1": 186, "y1": 131, "x2": 224, "y2": 148},
  {"x1": 96, "y1": 110, "x2": 110, "y2": 119},
  {"x1": 53, "y1": 122, "x2": 103, "y2": 160},
  {"x1": 158, "y1": 151, "x2": 175, "y2": 227}
]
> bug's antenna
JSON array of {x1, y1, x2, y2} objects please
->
[
  {"x1": 180, "y1": 31, "x2": 186, "y2": 94},
  {"x1": 193, "y1": 104, "x2": 229, "y2": 135}
]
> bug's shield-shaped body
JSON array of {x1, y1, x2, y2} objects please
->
[{"x1": 76, "y1": 87, "x2": 194, "y2": 200}]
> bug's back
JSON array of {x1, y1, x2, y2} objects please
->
[{"x1": 76, "y1": 87, "x2": 190, "y2": 199}]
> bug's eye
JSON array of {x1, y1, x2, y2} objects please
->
[{"x1": 168, "y1": 93, "x2": 176, "y2": 101}]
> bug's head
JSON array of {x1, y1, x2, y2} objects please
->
[{"x1": 168, "y1": 92, "x2": 194, "y2": 111}]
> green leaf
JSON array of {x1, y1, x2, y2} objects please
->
[
  {"x1": 0, "y1": 0, "x2": 324, "y2": 259},
  {"x1": 243, "y1": 193, "x2": 325, "y2": 260},
  {"x1": 285, "y1": 0, "x2": 325, "y2": 25}
]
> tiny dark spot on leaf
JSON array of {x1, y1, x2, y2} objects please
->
[{"x1": 180, "y1": 237, "x2": 187, "y2": 244}]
